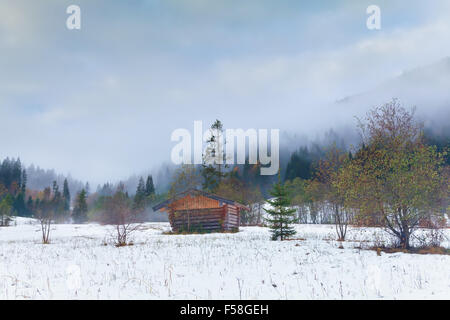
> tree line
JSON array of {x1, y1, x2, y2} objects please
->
[{"x1": 0, "y1": 158, "x2": 29, "y2": 224}]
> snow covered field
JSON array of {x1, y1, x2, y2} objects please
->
[{"x1": 0, "y1": 218, "x2": 449, "y2": 300}]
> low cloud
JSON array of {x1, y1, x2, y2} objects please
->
[{"x1": 0, "y1": 0, "x2": 449, "y2": 185}]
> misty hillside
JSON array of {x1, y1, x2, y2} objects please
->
[
  {"x1": 26, "y1": 164, "x2": 86, "y2": 195},
  {"x1": 336, "y1": 57, "x2": 450, "y2": 129}
]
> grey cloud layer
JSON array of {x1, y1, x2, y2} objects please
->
[{"x1": 1, "y1": 0, "x2": 450, "y2": 184}]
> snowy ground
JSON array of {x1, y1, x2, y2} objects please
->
[{"x1": 0, "y1": 218, "x2": 449, "y2": 300}]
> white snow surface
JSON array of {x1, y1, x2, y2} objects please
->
[{"x1": 0, "y1": 219, "x2": 449, "y2": 300}]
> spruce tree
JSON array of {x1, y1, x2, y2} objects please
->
[
  {"x1": 26, "y1": 196, "x2": 33, "y2": 216},
  {"x1": 73, "y1": 189, "x2": 88, "y2": 224},
  {"x1": 63, "y1": 179, "x2": 71, "y2": 212},
  {"x1": 264, "y1": 176, "x2": 297, "y2": 241},
  {"x1": 145, "y1": 175, "x2": 155, "y2": 197},
  {"x1": 202, "y1": 119, "x2": 227, "y2": 192},
  {"x1": 133, "y1": 177, "x2": 147, "y2": 210},
  {"x1": 50, "y1": 181, "x2": 65, "y2": 220},
  {"x1": 21, "y1": 169, "x2": 27, "y2": 194},
  {"x1": 52, "y1": 180, "x2": 59, "y2": 196}
]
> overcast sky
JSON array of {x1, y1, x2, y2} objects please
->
[{"x1": 1, "y1": 0, "x2": 450, "y2": 185}]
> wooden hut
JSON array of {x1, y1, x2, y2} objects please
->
[{"x1": 152, "y1": 189, "x2": 249, "y2": 233}]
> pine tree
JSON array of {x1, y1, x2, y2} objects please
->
[
  {"x1": 85, "y1": 182, "x2": 90, "y2": 196},
  {"x1": 50, "y1": 181, "x2": 65, "y2": 220},
  {"x1": 133, "y1": 177, "x2": 146, "y2": 209},
  {"x1": 63, "y1": 179, "x2": 71, "y2": 212},
  {"x1": 26, "y1": 196, "x2": 33, "y2": 216},
  {"x1": 21, "y1": 169, "x2": 27, "y2": 194},
  {"x1": 137, "y1": 177, "x2": 145, "y2": 195},
  {"x1": 264, "y1": 175, "x2": 297, "y2": 241},
  {"x1": 52, "y1": 180, "x2": 59, "y2": 195},
  {"x1": 73, "y1": 189, "x2": 88, "y2": 224},
  {"x1": 12, "y1": 158, "x2": 22, "y2": 194},
  {"x1": 202, "y1": 119, "x2": 227, "y2": 192},
  {"x1": 145, "y1": 175, "x2": 155, "y2": 197}
]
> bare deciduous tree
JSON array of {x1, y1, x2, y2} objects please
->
[
  {"x1": 102, "y1": 184, "x2": 143, "y2": 247},
  {"x1": 35, "y1": 187, "x2": 54, "y2": 244}
]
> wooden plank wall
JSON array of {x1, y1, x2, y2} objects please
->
[
  {"x1": 170, "y1": 207, "x2": 225, "y2": 232},
  {"x1": 170, "y1": 205, "x2": 241, "y2": 232},
  {"x1": 224, "y1": 205, "x2": 240, "y2": 231}
]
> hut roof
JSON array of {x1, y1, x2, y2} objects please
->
[{"x1": 152, "y1": 188, "x2": 250, "y2": 211}]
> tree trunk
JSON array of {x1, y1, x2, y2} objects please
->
[
  {"x1": 400, "y1": 208, "x2": 411, "y2": 249},
  {"x1": 400, "y1": 230, "x2": 410, "y2": 249},
  {"x1": 257, "y1": 203, "x2": 261, "y2": 225}
]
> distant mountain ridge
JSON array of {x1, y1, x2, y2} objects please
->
[{"x1": 335, "y1": 57, "x2": 450, "y2": 132}]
